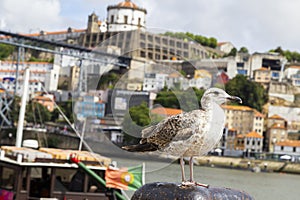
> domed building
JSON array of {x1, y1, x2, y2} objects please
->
[
  {"x1": 107, "y1": 0, "x2": 147, "y2": 32},
  {"x1": 81, "y1": 0, "x2": 209, "y2": 61}
]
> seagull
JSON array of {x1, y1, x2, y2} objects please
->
[{"x1": 122, "y1": 88, "x2": 242, "y2": 186}]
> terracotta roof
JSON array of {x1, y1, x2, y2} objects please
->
[
  {"x1": 22, "y1": 29, "x2": 86, "y2": 37},
  {"x1": 168, "y1": 72, "x2": 181, "y2": 78},
  {"x1": 271, "y1": 123, "x2": 286, "y2": 129},
  {"x1": 254, "y1": 67, "x2": 270, "y2": 71},
  {"x1": 228, "y1": 128, "x2": 237, "y2": 132},
  {"x1": 245, "y1": 131, "x2": 263, "y2": 138},
  {"x1": 217, "y1": 42, "x2": 230, "y2": 46},
  {"x1": 221, "y1": 105, "x2": 253, "y2": 111},
  {"x1": 33, "y1": 96, "x2": 52, "y2": 101},
  {"x1": 151, "y1": 107, "x2": 182, "y2": 116},
  {"x1": 1, "y1": 61, "x2": 51, "y2": 65},
  {"x1": 254, "y1": 110, "x2": 264, "y2": 118},
  {"x1": 117, "y1": 0, "x2": 138, "y2": 9},
  {"x1": 276, "y1": 140, "x2": 300, "y2": 147},
  {"x1": 269, "y1": 114, "x2": 285, "y2": 120},
  {"x1": 236, "y1": 134, "x2": 244, "y2": 138}
]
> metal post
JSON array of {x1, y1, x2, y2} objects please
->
[
  {"x1": 16, "y1": 67, "x2": 30, "y2": 147},
  {"x1": 78, "y1": 118, "x2": 86, "y2": 151}
]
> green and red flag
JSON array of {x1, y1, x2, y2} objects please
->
[{"x1": 105, "y1": 164, "x2": 144, "y2": 190}]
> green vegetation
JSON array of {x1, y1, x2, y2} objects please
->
[
  {"x1": 223, "y1": 47, "x2": 249, "y2": 58},
  {"x1": 10, "y1": 97, "x2": 74, "y2": 125},
  {"x1": 223, "y1": 48, "x2": 237, "y2": 57},
  {"x1": 54, "y1": 100, "x2": 75, "y2": 123},
  {"x1": 225, "y1": 75, "x2": 268, "y2": 112},
  {"x1": 10, "y1": 97, "x2": 52, "y2": 125},
  {"x1": 25, "y1": 101, "x2": 52, "y2": 123},
  {"x1": 122, "y1": 102, "x2": 151, "y2": 145},
  {"x1": 97, "y1": 72, "x2": 120, "y2": 89},
  {"x1": 238, "y1": 47, "x2": 249, "y2": 54},
  {"x1": 269, "y1": 46, "x2": 300, "y2": 63},
  {"x1": 154, "y1": 87, "x2": 205, "y2": 111},
  {"x1": 162, "y1": 32, "x2": 218, "y2": 48},
  {"x1": 28, "y1": 56, "x2": 54, "y2": 63},
  {"x1": 0, "y1": 44, "x2": 15, "y2": 60}
]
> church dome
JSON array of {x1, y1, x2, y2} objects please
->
[{"x1": 117, "y1": 0, "x2": 138, "y2": 9}]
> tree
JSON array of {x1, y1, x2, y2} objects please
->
[
  {"x1": 154, "y1": 87, "x2": 205, "y2": 111},
  {"x1": 10, "y1": 97, "x2": 52, "y2": 125},
  {"x1": 227, "y1": 48, "x2": 237, "y2": 57},
  {"x1": 97, "y1": 72, "x2": 120, "y2": 89},
  {"x1": 122, "y1": 102, "x2": 151, "y2": 145},
  {"x1": 225, "y1": 75, "x2": 268, "y2": 112},
  {"x1": 238, "y1": 47, "x2": 249, "y2": 54},
  {"x1": 162, "y1": 32, "x2": 218, "y2": 48},
  {"x1": 273, "y1": 46, "x2": 284, "y2": 55},
  {"x1": 269, "y1": 46, "x2": 300, "y2": 63},
  {"x1": 55, "y1": 100, "x2": 75, "y2": 123},
  {"x1": 0, "y1": 44, "x2": 15, "y2": 60},
  {"x1": 26, "y1": 101, "x2": 51, "y2": 124}
]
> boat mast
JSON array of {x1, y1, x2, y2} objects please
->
[{"x1": 16, "y1": 66, "x2": 30, "y2": 147}]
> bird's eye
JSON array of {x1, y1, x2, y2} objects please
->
[{"x1": 213, "y1": 91, "x2": 219, "y2": 95}]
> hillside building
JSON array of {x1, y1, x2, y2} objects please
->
[
  {"x1": 222, "y1": 105, "x2": 264, "y2": 136},
  {"x1": 0, "y1": 61, "x2": 59, "y2": 96}
]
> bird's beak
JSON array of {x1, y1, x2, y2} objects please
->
[{"x1": 227, "y1": 96, "x2": 242, "y2": 104}]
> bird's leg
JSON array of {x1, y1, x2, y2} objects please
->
[
  {"x1": 181, "y1": 157, "x2": 195, "y2": 186},
  {"x1": 180, "y1": 157, "x2": 186, "y2": 182},
  {"x1": 189, "y1": 156, "x2": 194, "y2": 182},
  {"x1": 189, "y1": 156, "x2": 209, "y2": 188}
]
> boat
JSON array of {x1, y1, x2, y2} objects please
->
[{"x1": 0, "y1": 144, "x2": 124, "y2": 200}]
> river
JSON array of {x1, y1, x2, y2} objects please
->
[{"x1": 110, "y1": 156, "x2": 300, "y2": 200}]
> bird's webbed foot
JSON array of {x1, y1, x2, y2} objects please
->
[{"x1": 181, "y1": 180, "x2": 209, "y2": 188}]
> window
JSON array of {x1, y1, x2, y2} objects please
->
[
  {"x1": 29, "y1": 167, "x2": 51, "y2": 198},
  {"x1": 138, "y1": 17, "x2": 141, "y2": 26},
  {"x1": 55, "y1": 168, "x2": 84, "y2": 192},
  {"x1": 111, "y1": 15, "x2": 114, "y2": 23},
  {"x1": 0, "y1": 166, "x2": 16, "y2": 190},
  {"x1": 124, "y1": 15, "x2": 128, "y2": 24}
]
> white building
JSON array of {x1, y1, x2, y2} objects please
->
[
  {"x1": 291, "y1": 72, "x2": 300, "y2": 87},
  {"x1": 143, "y1": 73, "x2": 168, "y2": 91},
  {"x1": 284, "y1": 65, "x2": 300, "y2": 79},
  {"x1": 247, "y1": 52, "x2": 286, "y2": 79},
  {"x1": 0, "y1": 61, "x2": 59, "y2": 96},
  {"x1": 189, "y1": 77, "x2": 211, "y2": 89},
  {"x1": 253, "y1": 111, "x2": 264, "y2": 136},
  {"x1": 217, "y1": 42, "x2": 235, "y2": 54},
  {"x1": 244, "y1": 131, "x2": 264, "y2": 153},
  {"x1": 274, "y1": 140, "x2": 300, "y2": 156},
  {"x1": 107, "y1": 0, "x2": 147, "y2": 32},
  {"x1": 284, "y1": 65, "x2": 300, "y2": 87}
]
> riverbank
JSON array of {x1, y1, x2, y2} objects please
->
[{"x1": 194, "y1": 156, "x2": 300, "y2": 174}]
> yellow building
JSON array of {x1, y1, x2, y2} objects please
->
[
  {"x1": 235, "y1": 131, "x2": 264, "y2": 153},
  {"x1": 266, "y1": 123, "x2": 287, "y2": 152},
  {"x1": 222, "y1": 105, "x2": 264, "y2": 136},
  {"x1": 253, "y1": 67, "x2": 271, "y2": 89}
]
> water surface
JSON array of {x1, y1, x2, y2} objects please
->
[{"x1": 112, "y1": 156, "x2": 300, "y2": 200}]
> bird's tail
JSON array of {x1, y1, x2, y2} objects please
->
[{"x1": 122, "y1": 143, "x2": 158, "y2": 152}]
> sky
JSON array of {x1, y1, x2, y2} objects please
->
[{"x1": 0, "y1": 0, "x2": 300, "y2": 53}]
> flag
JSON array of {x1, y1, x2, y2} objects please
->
[
  {"x1": 105, "y1": 164, "x2": 144, "y2": 190},
  {"x1": 0, "y1": 189, "x2": 14, "y2": 200}
]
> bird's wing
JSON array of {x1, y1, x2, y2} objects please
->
[{"x1": 141, "y1": 109, "x2": 205, "y2": 148}]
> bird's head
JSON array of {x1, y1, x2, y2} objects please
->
[{"x1": 201, "y1": 88, "x2": 242, "y2": 107}]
